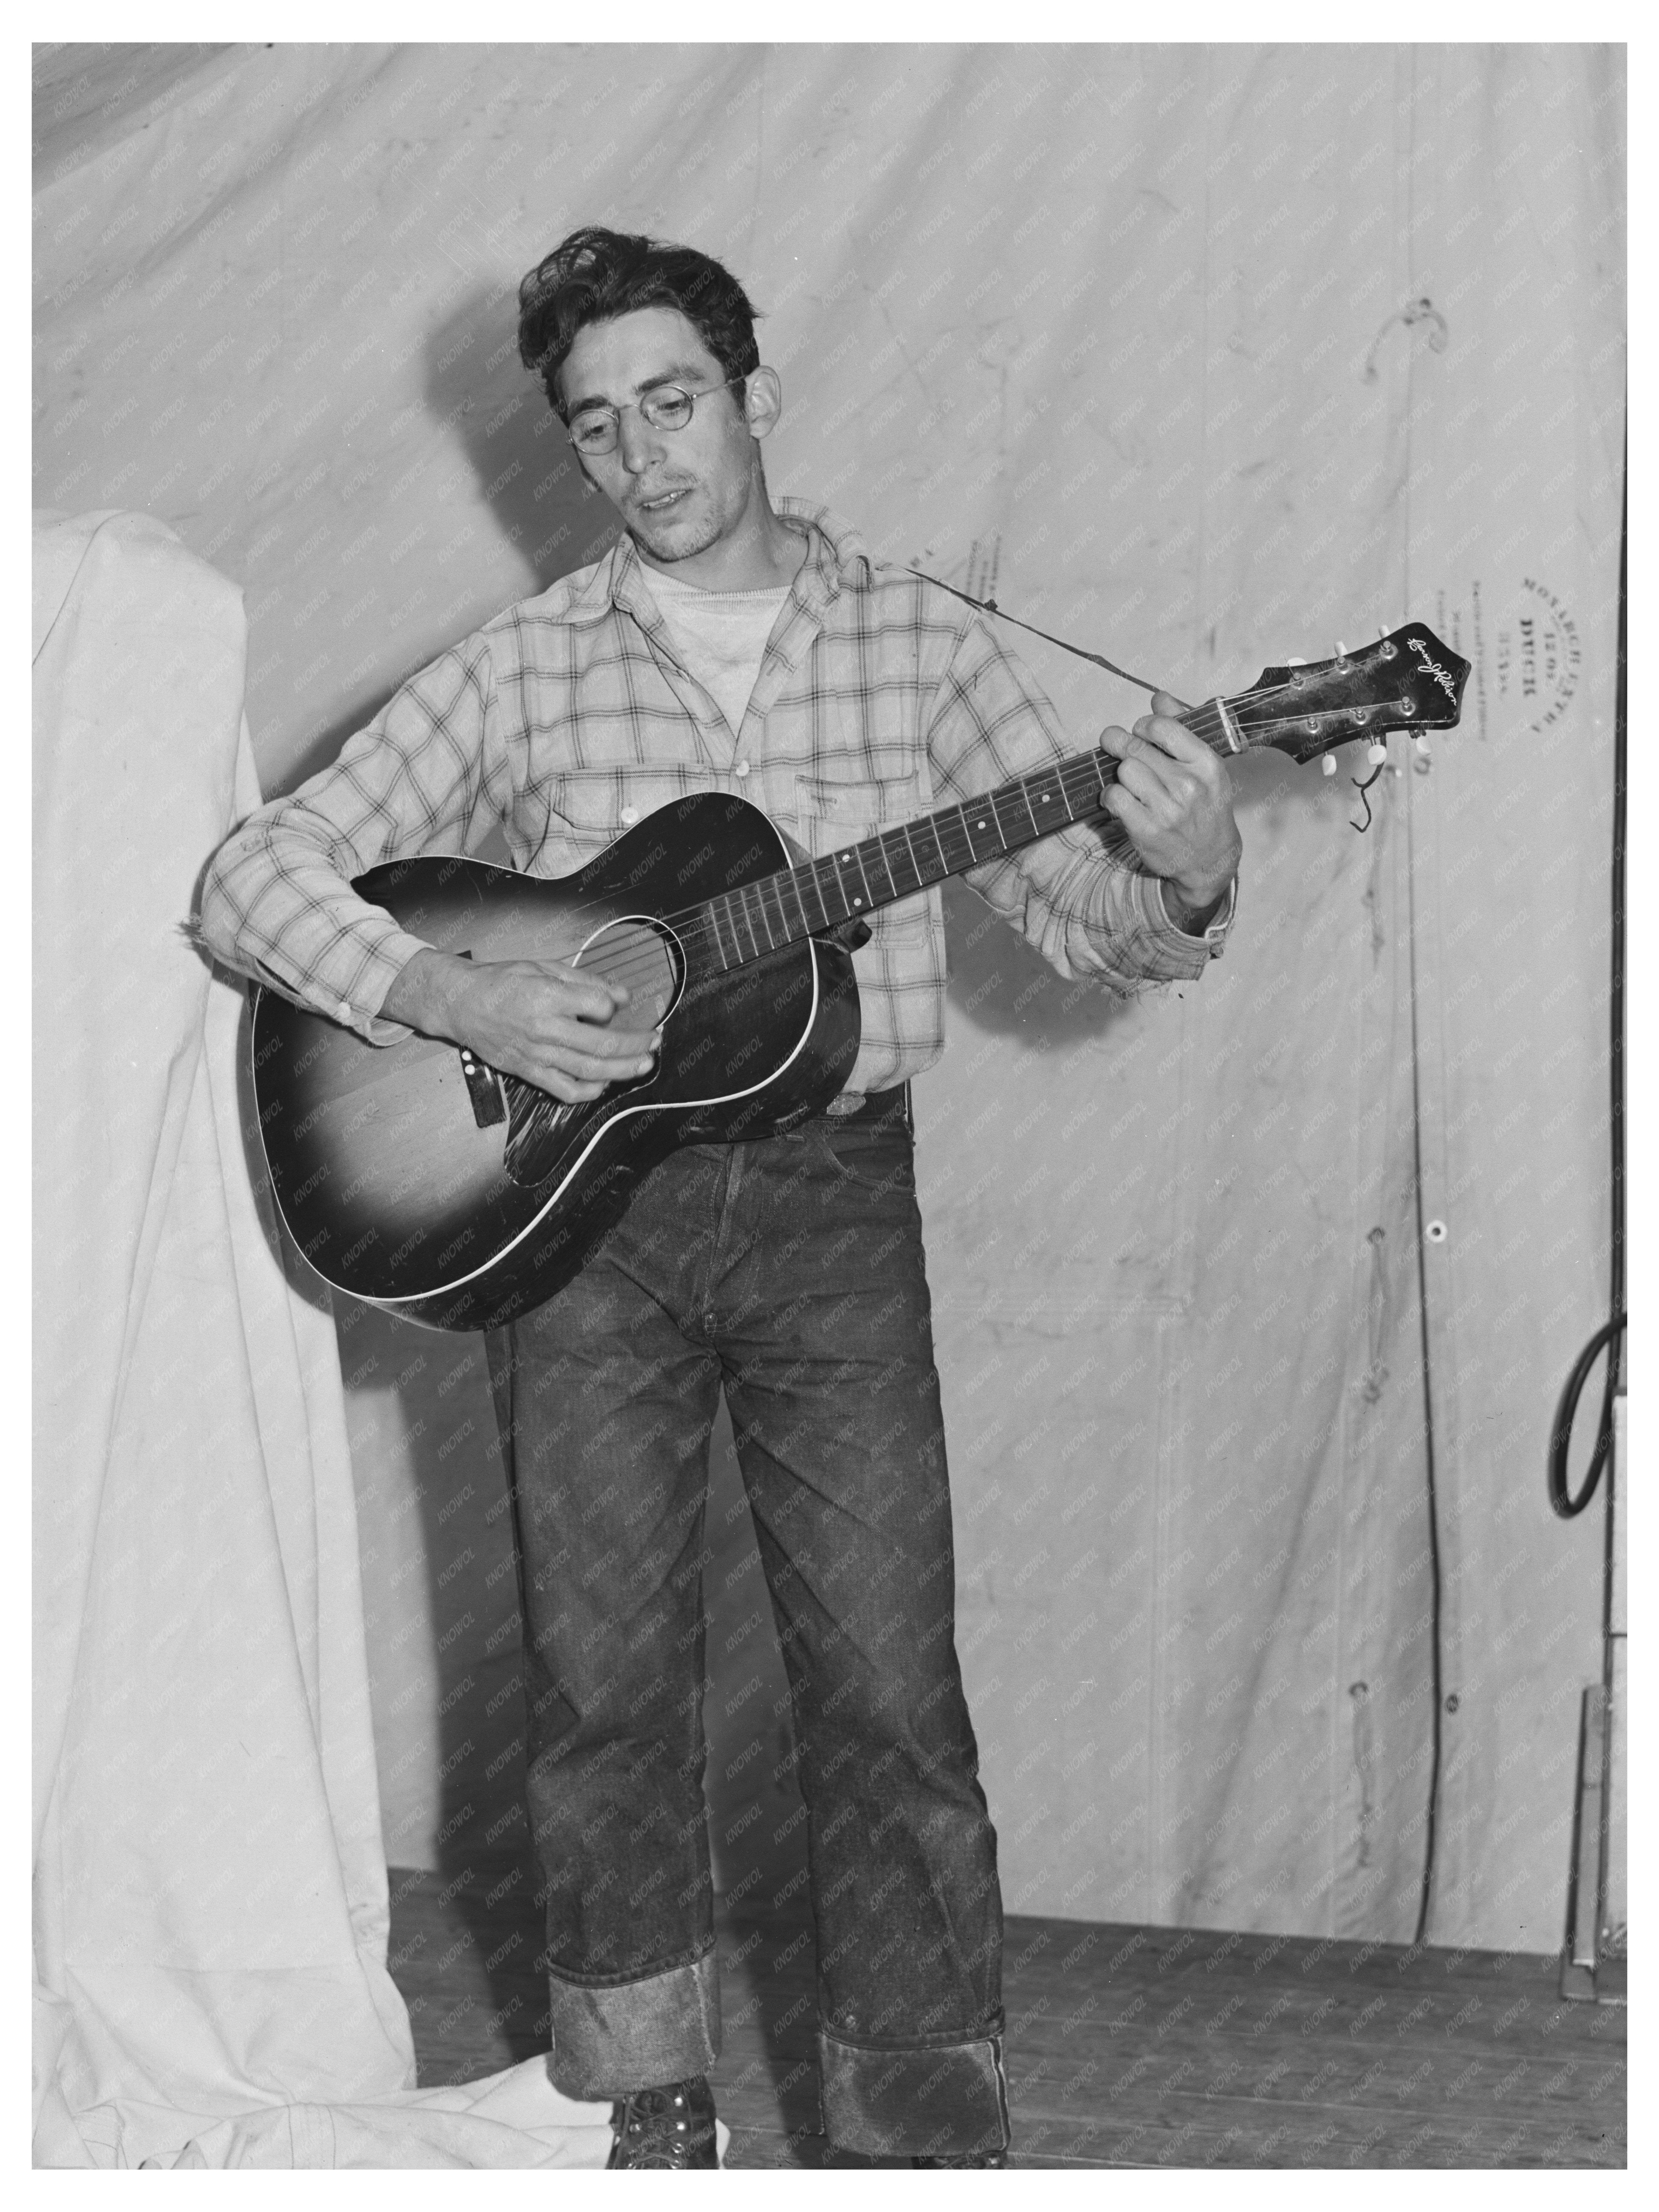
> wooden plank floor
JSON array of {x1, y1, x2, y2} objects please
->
[{"x1": 386, "y1": 1856, "x2": 1625, "y2": 2168}]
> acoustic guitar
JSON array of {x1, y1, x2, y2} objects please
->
[{"x1": 252, "y1": 623, "x2": 1468, "y2": 1330}]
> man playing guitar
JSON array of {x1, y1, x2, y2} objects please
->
[{"x1": 200, "y1": 226, "x2": 1242, "y2": 2168}]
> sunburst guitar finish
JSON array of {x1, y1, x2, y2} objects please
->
[{"x1": 253, "y1": 792, "x2": 860, "y2": 1331}]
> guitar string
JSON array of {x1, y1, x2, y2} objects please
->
[
  {"x1": 461, "y1": 695, "x2": 1405, "y2": 1006},
  {"x1": 483, "y1": 696, "x2": 1402, "y2": 1008},
  {"x1": 444, "y1": 683, "x2": 1367, "y2": 969},
  {"x1": 492, "y1": 745, "x2": 1132, "y2": 1000},
  {"x1": 430, "y1": 675, "x2": 1424, "y2": 1037}
]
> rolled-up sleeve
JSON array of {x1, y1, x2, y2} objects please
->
[
  {"x1": 922, "y1": 610, "x2": 1237, "y2": 991},
  {"x1": 197, "y1": 635, "x2": 509, "y2": 1043}
]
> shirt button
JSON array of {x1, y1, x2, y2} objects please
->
[
  {"x1": 337, "y1": 1001, "x2": 352, "y2": 1022},
  {"x1": 735, "y1": 760, "x2": 751, "y2": 779},
  {"x1": 619, "y1": 805, "x2": 640, "y2": 826}
]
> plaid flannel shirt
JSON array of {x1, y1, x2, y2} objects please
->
[{"x1": 199, "y1": 499, "x2": 1234, "y2": 1095}]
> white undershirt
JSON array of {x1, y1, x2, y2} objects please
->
[{"x1": 641, "y1": 566, "x2": 791, "y2": 740}]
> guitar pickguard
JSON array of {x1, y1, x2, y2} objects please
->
[{"x1": 499, "y1": 914, "x2": 684, "y2": 1187}]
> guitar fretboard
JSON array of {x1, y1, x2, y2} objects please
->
[{"x1": 699, "y1": 700, "x2": 1232, "y2": 968}]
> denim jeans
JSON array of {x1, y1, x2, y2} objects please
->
[{"x1": 485, "y1": 1095, "x2": 1008, "y2": 2157}]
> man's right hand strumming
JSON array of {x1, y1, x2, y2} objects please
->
[{"x1": 382, "y1": 948, "x2": 661, "y2": 1104}]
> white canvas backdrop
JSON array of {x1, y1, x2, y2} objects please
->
[
  {"x1": 33, "y1": 40, "x2": 1624, "y2": 1954},
  {"x1": 31, "y1": 507, "x2": 615, "y2": 2166}
]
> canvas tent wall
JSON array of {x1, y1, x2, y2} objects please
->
[{"x1": 33, "y1": 40, "x2": 1625, "y2": 1956}]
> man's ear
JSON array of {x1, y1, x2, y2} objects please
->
[{"x1": 742, "y1": 366, "x2": 783, "y2": 442}]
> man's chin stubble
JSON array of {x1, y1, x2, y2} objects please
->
[{"x1": 633, "y1": 511, "x2": 720, "y2": 564}]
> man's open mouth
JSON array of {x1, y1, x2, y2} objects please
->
[{"x1": 638, "y1": 488, "x2": 692, "y2": 513}]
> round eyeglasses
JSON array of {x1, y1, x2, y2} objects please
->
[{"x1": 564, "y1": 374, "x2": 748, "y2": 457}]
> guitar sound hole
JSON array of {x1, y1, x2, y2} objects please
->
[{"x1": 574, "y1": 915, "x2": 682, "y2": 1031}]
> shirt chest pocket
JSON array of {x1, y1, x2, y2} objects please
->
[
  {"x1": 533, "y1": 771, "x2": 692, "y2": 861},
  {"x1": 791, "y1": 767, "x2": 934, "y2": 862},
  {"x1": 788, "y1": 769, "x2": 947, "y2": 959}
]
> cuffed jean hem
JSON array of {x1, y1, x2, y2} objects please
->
[
  {"x1": 817, "y1": 2024, "x2": 1010, "y2": 2158},
  {"x1": 546, "y1": 1948, "x2": 721, "y2": 2099}
]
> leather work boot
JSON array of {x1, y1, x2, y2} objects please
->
[{"x1": 606, "y1": 2075, "x2": 720, "y2": 2169}]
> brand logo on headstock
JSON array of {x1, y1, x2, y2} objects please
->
[{"x1": 1408, "y1": 635, "x2": 1458, "y2": 702}]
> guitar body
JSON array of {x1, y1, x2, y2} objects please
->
[{"x1": 253, "y1": 792, "x2": 860, "y2": 1331}]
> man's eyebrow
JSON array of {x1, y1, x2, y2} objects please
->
[{"x1": 565, "y1": 362, "x2": 716, "y2": 414}]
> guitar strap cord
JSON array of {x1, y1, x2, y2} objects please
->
[
  {"x1": 906, "y1": 568, "x2": 1166, "y2": 698},
  {"x1": 913, "y1": 566, "x2": 1384, "y2": 836}
]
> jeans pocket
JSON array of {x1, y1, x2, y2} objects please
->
[{"x1": 814, "y1": 1120, "x2": 916, "y2": 1198}]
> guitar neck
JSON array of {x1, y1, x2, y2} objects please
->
[{"x1": 700, "y1": 697, "x2": 1235, "y2": 967}]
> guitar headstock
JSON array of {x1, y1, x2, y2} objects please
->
[{"x1": 1229, "y1": 623, "x2": 1470, "y2": 764}]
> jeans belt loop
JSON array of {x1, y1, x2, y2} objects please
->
[{"x1": 825, "y1": 1082, "x2": 911, "y2": 1130}]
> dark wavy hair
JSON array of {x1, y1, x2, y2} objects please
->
[{"x1": 517, "y1": 226, "x2": 761, "y2": 415}]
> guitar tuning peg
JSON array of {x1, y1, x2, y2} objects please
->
[
  {"x1": 1321, "y1": 754, "x2": 1337, "y2": 777},
  {"x1": 1412, "y1": 731, "x2": 1431, "y2": 756},
  {"x1": 1367, "y1": 741, "x2": 1388, "y2": 764},
  {"x1": 1336, "y1": 640, "x2": 1347, "y2": 659},
  {"x1": 1376, "y1": 624, "x2": 1390, "y2": 641},
  {"x1": 1286, "y1": 655, "x2": 1308, "y2": 667}
]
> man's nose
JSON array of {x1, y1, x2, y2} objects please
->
[{"x1": 617, "y1": 405, "x2": 664, "y2": 476}]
